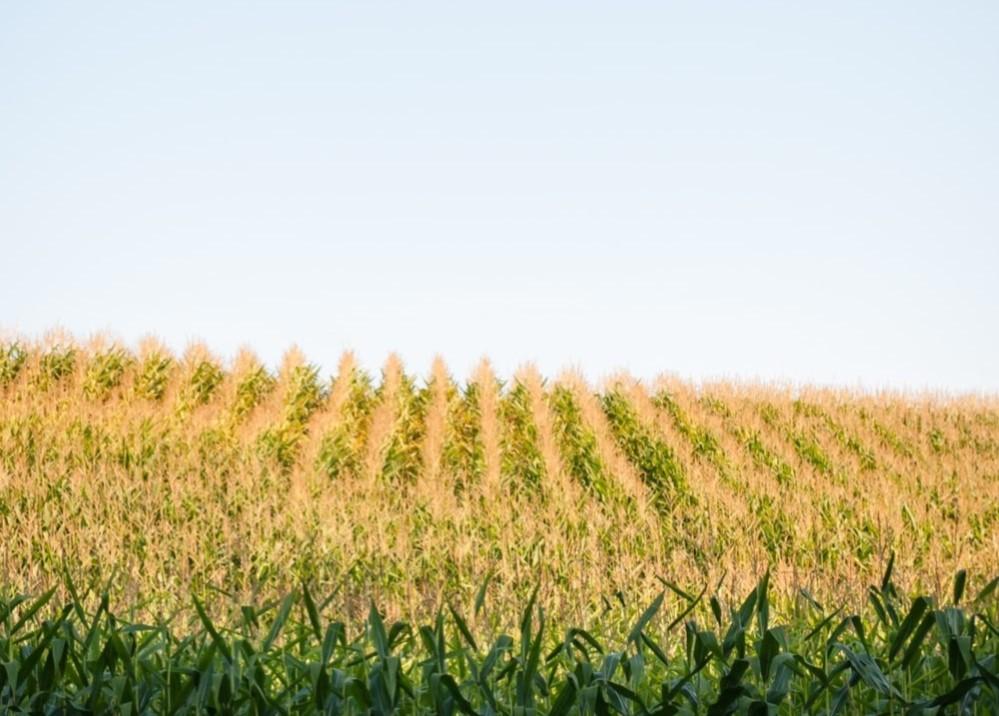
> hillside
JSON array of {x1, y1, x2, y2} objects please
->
[{"x1": 1, "y1": 336, "x2": 997, "y2": 621}]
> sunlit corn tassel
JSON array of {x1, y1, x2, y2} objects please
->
[
  {"x1": 516, "y1": 363, "x2": 575, "y2": 499},
  {"x1": 303, "y1": 350, "x2": 356, "y2": 463},
  {"x1": 472, "y1": 357, "x2": 502, "y2": 495},
  {"x1": 415, "y1": 356, "x2": 454, "y2": 518},
  {"x1": 362, "y1": 353, "x2": 404, "y2": 485}
]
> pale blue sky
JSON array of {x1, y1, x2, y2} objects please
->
[{"x1": 1, "y1": 2, "x2": 997, "y2": 390}]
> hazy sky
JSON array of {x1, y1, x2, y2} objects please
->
[{"x1": 2, "y1": 2, "x2": 997, "y2": 390}]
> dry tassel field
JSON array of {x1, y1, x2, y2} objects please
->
[{"x1": 1, "y1": 334, "x2": 997, "y2": 713}]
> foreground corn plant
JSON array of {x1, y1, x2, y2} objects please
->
[{"x1": 2, "y1": 565, "x2": 996, "y2": 714}]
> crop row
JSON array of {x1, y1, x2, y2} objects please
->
[
  {"x1": 1, "y1": 566, "x2": 996, "y2": 714},
  {"x1": 0, "y1": 338, "x2": 997, "y2": 620}
]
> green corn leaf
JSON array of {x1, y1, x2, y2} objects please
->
[{"x1": 628, "y1": 592, "x2": 664, "y2": 645}]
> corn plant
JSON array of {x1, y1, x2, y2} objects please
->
[
  {"x1": 381, "y1": 372, "x2": 428, "y2": 484},
  {"x1": 747, "y1": 494, "x2": 796, "y2": 561},
  {"x1": 316, "y1": 368, "x2": 374, "y2": 479},
  {"x1": 738, "y1": 428, "x2": 795, "y2": 487},
  {"x1": 442, "y1": 382, "x2": 486, "y2": 493},
  {"x1": 83, "y1": 348, "x2": 133, "y2": 401},
  {"x1": 794, "y1": 400, "x2": 877, "y2": 472},
  {"x1": 871, "y1": 418, "x2": 915, "y2": 460},
  {"x1": 652, "y1": 390, "x2": 742, "y2": 490},
  {"x1": 549, "y1": 385, "x2": 612, "y2": 500},
  {"x1": 499, "y1": 380, "x2": 546, "y2": 493},
  {"x1": 0, "y1": 567, "x2": 995, "y2": 714},
  {"x1": 601, "y1": 390, "x2": 692, "y2": 512},
  {"x1": 135, "y1": 351, "x2": 174, "y2": 401},
  {"x1": 34, "y1": 345, "x2": 77, "y2": 390},
  {"x1": 0, "y1": 342, "x2": 27, "y2": 387},
  {"x1": 761, "y1": 403, "x2": 836, "y2": 478},
  {"x1": 231, "y1": 365, "x2": 276, "y2": 420},
  {"x1": 258, "y1": 363, "x2": 327, "y2": 471},
  {"x1": 177, "y1": 360, "x2": 225, "y2": 412}
]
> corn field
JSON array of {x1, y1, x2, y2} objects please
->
[
  {"x1": 1, "y1": 335, "x2": 997, "y2": 618},
  {"x1": 0, "y1": 335, "x2": 997, "y2": 712},
  {"x1": 2, "y1": 565, "x2": 997, "y2": 713}
]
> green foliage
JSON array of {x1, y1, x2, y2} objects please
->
[
  {"x1": 82, "y1": 348, "x2": 133, "y2": 401},
  {"x1": 794, "y1": 401, "x2": 877, "y2": 471},
  {"x1": 873, "y1": 420, "x2": 914, "y2": 460},
  {"x1": 1, "y1": 570, "x2": 996, "y2": 714},
  {"x1": 844, "y1": 434, "x2": 878, "y2": 471},
  {"x1": 315, "y1": 427, "x2": 358, "y2": 478},
  {"x1": 0, "y1": 342, "x2": 28, "y2": 387},
  {"x1": 232, "y1": 365, "x2": 276, "y2": 419},
  {"x1": 135, "y1": 352, "x2": 174, "y2": 401},
  {"x1": 316, "y1": 368, "x2": 374, "y2": 479},
  {"x1": 179, "y1": 360, "x2": 225, "y2": 410},
  {"x1": 760, "y1": 402, "x2": 840, "y2": 478},
  {"x1": 740, "y1": 429, "x2": 795, "y2": 487},
  {"x1": 499, "y1": 381, "x2": 546, "y2": 492},
  {"x1": 343, "y1": 368, "x2": 376, "y2": 426},
  {"x1": 3, "y1": 339, "x2": 997, "y2": 671},
  {"x1": 283, "y1": 364, "x2": 327, "y2": 424},
  {"x1": 929, "y1": 428, "x2": 947, "y2": 454},
  {"x1": 257, "y1": 422, "x2": 306, "y2": 471},
  {"x1": 549, "y1": 386, "x2": 610, "y2": 499},
  {"x1": 258, "y1": 364, "x2": 328, "y2": 471},
  {"x1": 697, "y1": 393, "x2": 796, "y2": 488},
  {"x1": 382, "y1": 373, "x2": 428, "y2": 484},
  {"x1": 748, "y1": 494, "x2": 796, "y2": 560},
  {"x1": 654, "y1": 390, "x2": 732, "y2": 481},
  {"x1": 35, "y1": 345, "x2": 77, "y2": 389},
  {"x1": 808, "y1": 496, "x2": 881, "y2": 567},
  {"x1": 700, "y1": 394, "x2": 732, "y2": 418},
  {"x1": 759, "y1": 402, "x2": 781, "y2": 426},
  {"x1": 792, "y1": 434, "x2": 833, "y2": 475},
  {"x1": 968, "y1": 502, "x2": 999, "y2": 547},
  {"x1": 659, "y1": 391, "x2": 799, "y2": 562},
  {"x1": 443, "y1": 383, "x2": 486, "y2": 491},
  {"x1": 601, "y1": 390, "x2": 692, "y2": 511}
]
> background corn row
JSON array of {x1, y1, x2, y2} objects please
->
[{"x1": 1, "y1": 335, "x2": 996, "y2": 623}]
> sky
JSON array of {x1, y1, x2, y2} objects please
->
[{"x1": 1, "y1": 2, "x2": 997, "y2": 391}]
